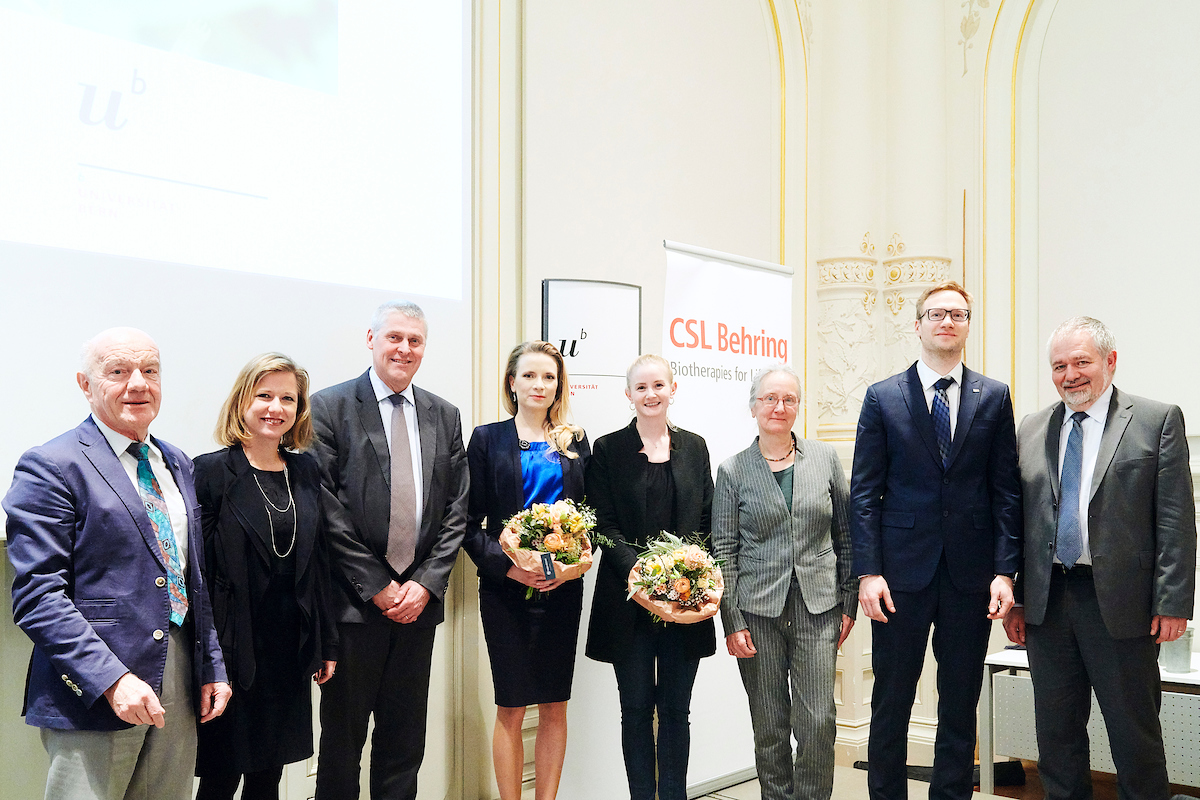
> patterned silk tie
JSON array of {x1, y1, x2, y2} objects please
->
[
  {"x1": 1056, "y1": 411, "x2": 1089, "y2": 568},
  {"x1": 128, "y1": 443, "x2": 188, "y2": 625},
  {"x1": 387, "y1": 394, "x2": 418, "y2": 576},
  {"x1": 932, "y1": 376, "x2": 954, "y2": 468}
]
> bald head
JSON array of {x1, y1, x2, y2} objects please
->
[{"x1": 77, "y1": 328, "x2": 162, "y2": 441}]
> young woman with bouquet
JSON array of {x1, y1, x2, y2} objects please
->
[
  {"x1": 462, "y1": 341, "x2": 589, "y2": 800},
  {"x1": 584, "y1": 354, "x2": 716, "y2": 800}
]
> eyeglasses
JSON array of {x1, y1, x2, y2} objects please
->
[
  {"x1": 757, "y1": 394, "x2": 799, "y2": 409},
  {"x1": 921, "y1": 308, "x2": 971, "y2": 323}
]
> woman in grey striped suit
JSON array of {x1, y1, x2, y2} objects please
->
[{"x1": 712, "y1": 364, "x2": 857, "y2": 800}]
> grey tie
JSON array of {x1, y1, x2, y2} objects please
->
[{"x1": 387, "y1": 393, "x2": 418, "y2": 575}]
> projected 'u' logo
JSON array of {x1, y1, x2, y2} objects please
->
[{"x1": 78, "y1": 84, "x2": 127, "y2": 131}]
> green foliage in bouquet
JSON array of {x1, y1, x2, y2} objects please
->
[{"x1": 628, "y1": 532, "x2": 722, "y2": 611}]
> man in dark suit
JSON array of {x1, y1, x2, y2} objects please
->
[
  {"x1": 312, "y1": 300, "x2": 469, "y2": 800},
  {"x1": 1004, "y1": 316, "x2": 1195, "y2": 800},
  {"x1": 5, "y1": 327, "x2": 230, "y2": 800},
  {"x1": 850, "y1": 281, "x2": 1022, "y2": 800}
]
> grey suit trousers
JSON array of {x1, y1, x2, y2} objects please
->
[
  {"x1": 41, "y1": 625, "x2": 197, "y2": 800},
  {"x1": 738, "y1": 583, "x2": 840, "y2": 800}
]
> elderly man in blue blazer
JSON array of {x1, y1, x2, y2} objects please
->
[
  {"x1": 5, "y1": 327, "x2": 229, "y2": 800},
  {"x1": 850, "y1": 282, "x2": 1022, "y2": 800}
]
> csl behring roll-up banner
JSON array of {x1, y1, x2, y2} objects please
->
[{"x1": 662, "y1": 240, "x2": 793, "y2": 472}]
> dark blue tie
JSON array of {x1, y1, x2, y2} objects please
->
[
  {"x1": 1056, "y1": 411, "x2": 1089, "y2": 568},
  {"x1": 932, "y1": 377, "x2": 954, "y2": 467}
]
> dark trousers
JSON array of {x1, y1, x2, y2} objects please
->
[
  {"x1": 1026, "y1": 569, "x2": 1167, "y2": 800},
  {"x1": 315, "y1": 617, "x2": 437, "y2": 800},
  {"x1": 195, "y1": 766, "x2": 285, "y2": 800},
  {"x1": 611, "y1": 622, "x2": 702, "y2": 800},
  {"x1": 867, "y1": 557, "x2": 990, "y2": 800}
]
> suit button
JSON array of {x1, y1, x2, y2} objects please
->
[
  {"x1": 155, "y1": 577, "x2": 167, "y2": 588},
  {"x1": 74, "y1": 688, "x2": 82, "y2": 697},
  {"x1": 943, "y1": 510, "x2": 949, "y2": 517},
  {"x1": 61, "y1": 674, "x2": 69, "y2": 683},
  {"x1": 153, "y1": 629, "x2": 164, "y2": 641},
  {"x1": 943, "y1": 479, "x2": 950, "y2": 485}
]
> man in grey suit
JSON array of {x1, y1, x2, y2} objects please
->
[
  {"x1": 312, "y1": 301, "x2": 469, "y2": 800},
  {"x1": 1004, "y1": 316, "x2": 1195, "y2": 800}
]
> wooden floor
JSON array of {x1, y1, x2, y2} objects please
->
[{"x1": 698, "y1": 761, "x2": 1198, "y2": 800}]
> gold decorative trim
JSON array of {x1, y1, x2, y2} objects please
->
[
  {"x1": 881, "y1": 257, "x2": 951, "y2": 286},
  {"x1": 886, "y1": 233, "x2": 906, "y2": 257},
  {"x1": 884, "y1": 290, "x2": 907, "y2": 316},
  {"x1": 817, "y1": 257, "x2": 876, "y2": 285},
  {"x1": 860, "y1": 231, "x2": 875, "y2": 255},
  {"x1": 862, "y1": 291, "x2": 876, "y2": 315}
]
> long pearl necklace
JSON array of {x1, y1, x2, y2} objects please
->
[{"x1": 253, "y1": 465, "x2": 297, "y2": 558}]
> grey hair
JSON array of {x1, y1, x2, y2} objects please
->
[
  {"x1": 1046, "y1": 316, "x2": 1116, "y2": 361},
  {"x1": 371, "y1": 300, "x2": 427, "y2": 334},
  {"x1": 748, "y1": 363, "x2": 802, "y2": 411}
]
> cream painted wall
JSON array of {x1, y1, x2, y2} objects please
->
[{"x1": 510, "y1": 3, "x2": 788, "y2": 798}]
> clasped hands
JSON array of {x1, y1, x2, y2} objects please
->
[{"x1": 372, "y1": 579, "x2": 431, "y2": 623}]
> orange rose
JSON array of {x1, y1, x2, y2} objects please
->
[
  {"x1": 543, "y1": 532, "x2": 566, "y2": 552},
  {"x1": 673, "y1": 576, "x2": 691, "y2": 600}
]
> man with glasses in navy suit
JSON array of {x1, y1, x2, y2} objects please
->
[{"x1": 850, "y1": 282, "x2": 1022, "y2": 800}]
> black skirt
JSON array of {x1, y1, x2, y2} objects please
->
[
  {"x1": 479, "y1": 577, "x2": 584, "y2": 707},
  {"x1": 196, "y1": 569, "x2": 313, "y2": 775}
]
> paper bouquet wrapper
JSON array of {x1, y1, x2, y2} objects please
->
[
  {"x1": 626, "y1": 564, "x2": 724, "y2": 624},
  {"x1": 499, "y1": 529, "x2": 594, "y2": 581}
]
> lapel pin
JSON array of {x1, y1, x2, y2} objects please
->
[{"x1": 972, "y1": 388, "x2": 980, "y2": 393}]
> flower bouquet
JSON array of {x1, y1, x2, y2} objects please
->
[
  {"x1": 626, "y1": 532, "x2": 724, "y2": 624},
  {"x1": 499, "y1": 499, "x2": 596, "y2": 598}
]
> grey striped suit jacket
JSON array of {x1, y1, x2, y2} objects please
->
[{"x1": 713, "y1": 437, "x2": 856, "y2": 636}]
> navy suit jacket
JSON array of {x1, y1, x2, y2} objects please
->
[
  {"x1": 850, "y1": 362, "x2": 1022, "y2": 593},
  {"x1": 4, "y1": 416, "x2": 227, "y2": 730},
  {"x1": 462, "y1": 418, "x2": 589, "y2": 589}
]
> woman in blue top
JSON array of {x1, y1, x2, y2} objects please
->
[{"x1": 463, "y1": 340, "x2": 590, "y2": 800}]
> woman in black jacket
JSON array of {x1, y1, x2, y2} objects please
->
[
  {"x1": 584, "y1": 354, "x2": 716, "y2": 800},
  {"x1": 195, "y1": 353, "x2": 337, "y2": 800},
  {"x1": 462, "y1": 341, "x2": 589, "y2": 800}
]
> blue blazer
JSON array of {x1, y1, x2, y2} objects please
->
[
  {"x1": 462, "y1": 418, "x2": 589, "y2": 590},
  {"x1": 4, "y1": 417, "x2": 227, "y2": 730},
  {"x1": 849, "y1": 363, "x2": 1022, "y2": 593}
]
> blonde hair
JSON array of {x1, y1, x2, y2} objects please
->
[
  {"x1": 215, "y1": 353, "x2": 313, "y2": 451},
  {"x1": 916, "y1": 281, "x2": 973, "y2": 319},
  {"x1": 503, "y1": 341, "x2": 584, "y2": 459},
  {"x1": 625, "y1": 353, "x2": 674, "y2": 387}
]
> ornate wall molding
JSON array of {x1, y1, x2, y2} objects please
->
[
  {"x1": 817, "y1": 256, "x2": 877, "y2": 286},
  {"x1": 881, "y1": 256, "x2": 952, "y2": 286}
]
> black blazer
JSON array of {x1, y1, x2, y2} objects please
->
[
  {"x1": 584, "y1": 421, "x2": 717, "y2": 663},
  {"x1": 193, "y1": 446, "x2": 338, "y2": 691},
  {"x1": 463, "y1": 418, "x2": 590, "y2": 590},
  {"x1": 310, "y1": 371, "x2": 470, "y2": 626}
]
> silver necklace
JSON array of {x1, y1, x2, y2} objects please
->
[{"x1": 253, "y1": 465, "x2": 297, "y2": 558}]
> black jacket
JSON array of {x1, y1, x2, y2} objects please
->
[
  {"x1": 194, "y1": 446, "x2": 338, "y2": 691},
  {"x1": 584, "y1": 421, "x2": 717, "y2": 663}
]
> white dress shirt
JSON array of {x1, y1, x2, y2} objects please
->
[
  {"x1": 92, "y1": 415, "x2": 188, "y2": 569},
  {"x1": 916, "y1": 359, "x2": 964, "y2": 438},
  {"x1": 369, "y1": 367, "x2": 425, "y2": 533},
  {"x1": 1054, "y1": 383, "x2": 1113, "y2": 567}
]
